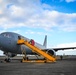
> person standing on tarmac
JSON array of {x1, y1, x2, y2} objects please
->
[{"x1": 60, "y1": 55, "x2": 63, "y2": 60}]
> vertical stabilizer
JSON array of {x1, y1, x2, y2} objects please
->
[{"x1": 43, "y1": 35, "x2": 47, "y2": 48}]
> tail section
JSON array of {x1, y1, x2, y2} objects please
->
[{"x1": 43, "y1": 35, "x2": 47, "y2": 48}]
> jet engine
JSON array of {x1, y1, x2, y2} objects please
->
[{"x1": 46, "y1": 49, "x2": 56, "y2": 56}]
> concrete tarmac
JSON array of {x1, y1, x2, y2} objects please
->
[{"x1": 0, "y1": 59, "x2": 76, "y2": 75}]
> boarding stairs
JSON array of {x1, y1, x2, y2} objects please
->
[{"x1": 17, "y1": 37, "x2": 56, "y2": 63}]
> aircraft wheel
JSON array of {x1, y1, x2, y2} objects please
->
[{"x1": 4, "y1": 58, "x2": 11, "y2": 62}]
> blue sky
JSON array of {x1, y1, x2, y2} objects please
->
[{"x1": 0, "y1": 0, "x2": 76, "y2": 55}]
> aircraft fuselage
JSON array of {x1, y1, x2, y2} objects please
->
[{"x1": 0, "y1": 32, "x2": 46, "y2": 55}]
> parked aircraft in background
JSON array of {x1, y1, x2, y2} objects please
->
[{"x1": 0, "y1": 32, "x2": 76, "y2": 62}]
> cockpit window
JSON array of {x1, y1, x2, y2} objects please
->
[{"x1": 1, "y1": 33, "x2": 13, "y2": 38}]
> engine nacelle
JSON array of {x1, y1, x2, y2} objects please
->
[{"x1": 47, "y1": 49, "x2": 56, "y2": 56}]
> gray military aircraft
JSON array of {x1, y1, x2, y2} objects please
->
[{"x1": 0, "y1": 32, "x2": 76, "y2": 62}]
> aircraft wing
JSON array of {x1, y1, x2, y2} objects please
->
[
  {"x1": 52, "y1": 47, "x2": 76, "y2": 51},
  {"x1": 43, "y1": 47, "x2": 76, "y2": 52}
]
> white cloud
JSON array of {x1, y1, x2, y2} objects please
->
[
  {"x1": 0, "y1": 10, "x2": 2, "y2": 14},
  {"x1": 0, "y1": 0, "x2": 76, "y2": 32},
  {"x1": 0, "y1": 0, "x2": 2, "y2": 3},
  {"x1": 9, "y1": 5, "x2": 25, "y2": 17},
  {"x1": 56, "y1": 42, "x2": 76, "y2": 48},
  {"x1": 12, "y1": 30, "x2": 21, "y2": 33},
  {"x1": 42, "y1": 3, "x2": 55, "y2": 10},
  {"x1": 25, "y1": 30, "x2": 50, "y2": 35},
  {"x1": 65, "y1": 0, "x2": 76, "y2": 3}
]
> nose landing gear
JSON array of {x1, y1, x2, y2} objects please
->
[{"x1": 4, "y1": 58, "x2": 11, "y2": 62}]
